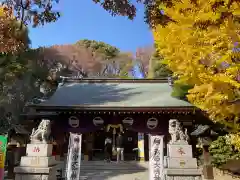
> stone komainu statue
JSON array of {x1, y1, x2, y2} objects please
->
[
  {"x1": 30, "y1": 119, "x2": 51, "y2": 144},
  {"x1": 169, "y1": 119, "x2": 189, "y2": 144}
]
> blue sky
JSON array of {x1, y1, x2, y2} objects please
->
[{"x1": 29, "y1": 0, "x2": 154, "y2": 52}]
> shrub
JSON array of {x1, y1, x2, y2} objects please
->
[{"x1": 209, "y1": 136, "x2": 240, "y2": 167}]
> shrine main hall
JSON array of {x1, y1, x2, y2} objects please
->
[{"x1": 23, "y1": 78, "x2": 211, "y2": 161}]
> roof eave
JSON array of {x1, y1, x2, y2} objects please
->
[
  {"x1": 60, "y1": 78, "x2": 170, "y2": 84},
  {"x1": 26, "y1": 104, "x2": 195, "y2": 111}
]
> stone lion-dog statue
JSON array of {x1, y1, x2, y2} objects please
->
[
  {"x1": 30, "y1": 119, "x2": 51, "y2": 144},
  {"x1": 169, "y1": 119, "x2": 189, "y2": 144}
]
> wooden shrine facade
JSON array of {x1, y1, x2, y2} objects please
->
[
  {"x1": 21, "y1": 78, "x2": 216, "y2": 161},
  {"x1": 22, "y1": 78, "x2": 212, "y2": 135}
]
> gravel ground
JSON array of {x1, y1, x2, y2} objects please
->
[{"x1": 212, "y1": 168, "x2": 240, "y2": 180}]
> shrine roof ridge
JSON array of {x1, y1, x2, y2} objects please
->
[{"x1": 59, "y1": 77, "x2": 170, "y2": 84}]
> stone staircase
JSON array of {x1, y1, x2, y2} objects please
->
[{"x1": 58, "y1": 161, "x2": 149, "y2": 180}]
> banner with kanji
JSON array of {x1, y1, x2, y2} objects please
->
[
  {"x1": 65, "y1": 133, "x2": 82, "y2": 180},
  {"x1": 138, "y1": 133, "x2": 144, "y2": 160},
  {"x1": 149, "y1": 135, "x2": 164, "y2": 180},
  {"x1": 0, "y1": 136, "x2": 7, "y2": 180}
]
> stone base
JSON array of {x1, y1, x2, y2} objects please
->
[
  {"x1": 14, "y1": 166, "x2": 57, "y2": 180},
  {"x1": 164, "y1": 168, "x2": 202, "y2": 177},
  {"x1": 167, "y1": 144, "x2": 193, "y2": 158},
  {"x1": 20, "y1": 156, "x2": 57, "y2": 167},
  {"x1": 55, "y1": 155, "x2": 60, "y2": 161},
  {"x1": 26, "y1": 144, "x2": 53, "y2": 157},
  {"x1": 166, "y1": 157, "x2": 198, "y2": 169},
  {"x1": 165, "y1": 175, "x2": 201, "y2": 180},
  {"x1": 15, "y1": 173, "x2": 57, "y2": 180}
]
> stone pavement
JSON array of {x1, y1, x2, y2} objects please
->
[
  {"x1": 5, "y1": 161, "x2": 149, "y2": 180},
  {"x1": 69, "y1": 161, "x2": 149, "y2": 180},
  {"x1": 79, "y1": 161, "x2": 148, "y2": 180},
  {"x1": 5, "y1": 171, "x2": 148, "y2": 180},
  {"x1": 79, "y1": 170, "x2": 148, "y2": 180}
]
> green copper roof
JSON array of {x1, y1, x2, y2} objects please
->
[{"x1": 37, "y1": 81, "x2": 192, "y2": 108}]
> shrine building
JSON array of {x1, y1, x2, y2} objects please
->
[{"x1": 22, "y1": 78, "x2": 211, "y2": 161}]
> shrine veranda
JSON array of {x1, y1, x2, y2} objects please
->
[{"x1": 22, "y1": 78, "x2": 213, "y2": 161}]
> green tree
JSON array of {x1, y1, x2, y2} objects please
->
[
  {"x1": 76, "y1": 39, "x2": 133, "y2": 77},
  {"x1": 151, "y1": 50, "x2": 172, "y2": 78},
  {"x1": 0, "y1": 49, "x2": 51, "y2": 123},
  {"x1": 147, "y1": 49, "x2": 172, "y2": 78},
  {"x1": 171, "y1": 83, "x2": 193, "y2": 101},
  {"x1": 76, "y1": 39, "x2": 120, "y2": 60}
]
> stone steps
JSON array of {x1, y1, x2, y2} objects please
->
[
  {"x1": 80, "y1": 161, "x2": 148, "y2": 170},
  {"x1": 59, "y1": 161, "x2": 148, "y2": 170}
]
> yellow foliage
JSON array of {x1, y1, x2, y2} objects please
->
[
  {"x1": 153, "y1": 0, "x2": 240, "y2": 130},
  {"x1": 0, "y1": 7, "x2": 4, "y2": 17},
  {"x1": 229, "y1": 133, "x2": 240, "y2": 151},
  {"x1": 0, "y1": 5, "x2": 29, "y2": 53},
  {"x1": 0, "y1": 5, "x2": 13, "y2": 18}
]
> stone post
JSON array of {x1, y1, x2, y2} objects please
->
[{"x1": 202, "y1": 144, "x2": 214, "y2": 180}]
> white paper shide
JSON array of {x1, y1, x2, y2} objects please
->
[{"x1": 65, "y1": 133, "x2": 82, "y2": 180}]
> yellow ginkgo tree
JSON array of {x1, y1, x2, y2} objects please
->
[{"x1": 153, "y1": 0, "x2": 240, "y2": 133}]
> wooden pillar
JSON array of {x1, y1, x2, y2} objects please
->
[
  {"x1": 83, "y1": 133, "x2": 89, "y2": 161},
  {"x1": 7, "y1": 144, "x2": 17, "y2": 179},
  {"x1": 138, "y1": 133, "x2": 145, "y2": 161}
]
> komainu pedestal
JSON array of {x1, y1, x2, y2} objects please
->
[
  {"x1": 164, "y1": 119, "x2": 202, "y2": 180},
  {"x1": 14, "y1": 144, "x2": 58, "y2": 180}
]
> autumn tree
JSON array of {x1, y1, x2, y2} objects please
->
[
  {"x1": 2, "y1": 0, "x2": 60, "y2": 28},
  {"x1": 2, "y1": 0, "x2": 166, "y2": 28},
  {"x1": 76, "y1": 39, "x2": 133, "y2": 77},
  {"x1": 0, "y1": 5, "x2": 30, "y2": 53},
  {"x1": 0, "y1": 5, "x2": 57, "y2": 129},
  {"x1": 136, "y1": 45, "x2": 172, "y2": 78},
  {"x1": 136, "y1": 46, "x2": 153, "y2": 77},
  {"x1": 2, "y1": 0, "x2": 135, "y2": 27},
  {"x1": 153, "y1": 0, "x2": 240, "y2": 132}
]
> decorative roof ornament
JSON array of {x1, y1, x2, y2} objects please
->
[
  {"x1": 93, "y1": 117, "x2": 104, "y2": 126},
  {"x1": 122, "y1": 117, "x2": 134, "y2": 126},
  {"x1": 68, "y1": 116, "x2": 80, "y2": 128},
  {"x1": 26, "y1": 97, "x2": 46, "y2": 105},
  {"x1": 147, "y1": 117, "x2": 158, "y2": 129}
]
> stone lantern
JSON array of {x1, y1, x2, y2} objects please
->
[{"x1": 191, "y1": 125, "x2": 218, "y2": 180}]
